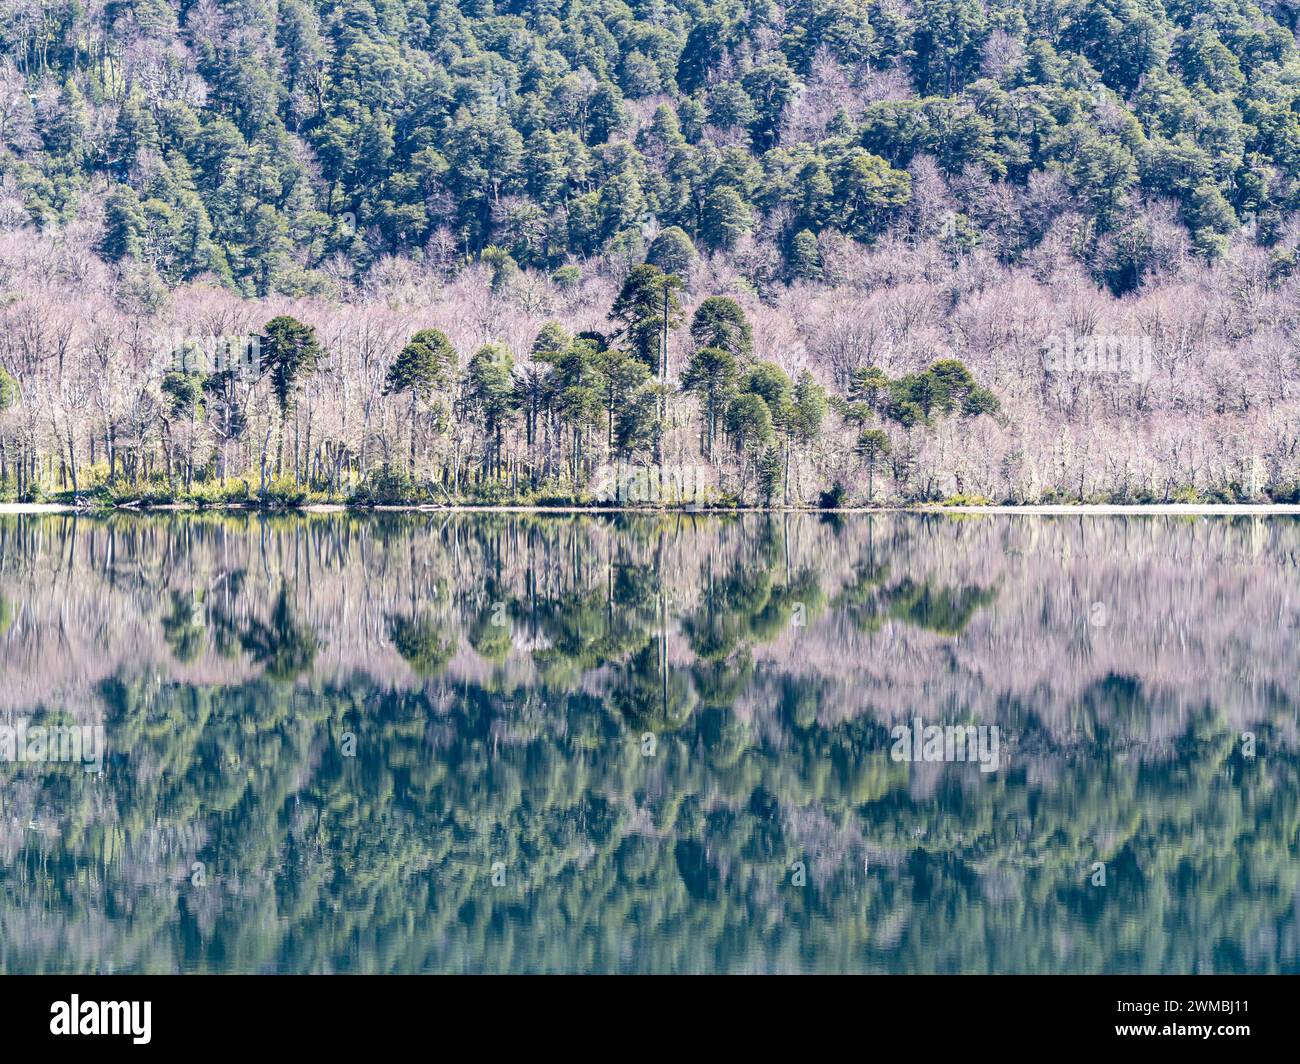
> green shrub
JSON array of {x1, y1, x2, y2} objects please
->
[
  {"x1": 350, "y1": 468, "x2": 433, "y2": 506},
  {"x1": 818, "y1": 483, "x2": 847, "y2": 509}
]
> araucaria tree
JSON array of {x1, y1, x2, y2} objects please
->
[
  {"x1": 465, "y1": 343, "x2": 516, "y2": 483},
  {"x1": 260, "y1": 316, "x2": 323, "y2": 487},
  {"x1": 681, "y1": 346, "x2": 737, "y2": 461},
  {"x1": 385, "y1": 329, "x2": 457, "y2": 479},
  {"x1": 610, "y1": 265, "x2": 684, "y2": 376}
]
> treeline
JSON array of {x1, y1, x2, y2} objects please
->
[
  {"x1": 0, "y1": 257, "x2": 1001, "y2": 506},
  {"x1": 6, "y1": 213, "x2": 1300, "y2": 505}
]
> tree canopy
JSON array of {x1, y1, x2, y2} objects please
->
[{"x1": 2, "y1": 0, "x2": 1294, "y2": 295}]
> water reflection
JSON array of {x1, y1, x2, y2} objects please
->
[{"x1": 0, "y1": 512, "x2": 1296, "y2": 973}]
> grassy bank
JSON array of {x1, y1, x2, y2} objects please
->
[
  {"x1": 5, "y1": 498, "x2": 1300, "y2": 517},
  {"x1": 6, "y1": 468, "x2": 1300, "y2": 514}
]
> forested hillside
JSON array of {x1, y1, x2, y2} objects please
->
[
  {"x1": 7, "y1": 0, "x2": 1300, "y2": 284},
  {"x1": 3, "y1": 0, "x2": 1300, "y2": 505}
]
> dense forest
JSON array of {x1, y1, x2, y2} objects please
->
[
  {"x1": 3, "y1": 0, "x2": 1300, "y2": 504},
  {"x1": 1, "y1": 512, "x2": 1297, "y2": 972}
]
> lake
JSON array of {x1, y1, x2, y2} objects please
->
[{"x1": 0, "y1": 512, "x2": 1296, "y2": 973}]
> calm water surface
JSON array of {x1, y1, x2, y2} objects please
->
[{"x1": 0, "y1": 512, "x2": 1296, "y2": 973}]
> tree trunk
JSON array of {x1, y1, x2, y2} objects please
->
[{"x1": 67, "y1": 431, "x2": 78, "y2": 497}]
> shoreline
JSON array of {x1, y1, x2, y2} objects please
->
[{"x1": 3, "y1": 502, "x2": 1300, "y2": 517}]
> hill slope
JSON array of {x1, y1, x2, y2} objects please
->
[{"x1": 4, "y1": 0, "x2": 1300, "y2": 293}]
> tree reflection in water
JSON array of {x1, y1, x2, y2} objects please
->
[{"x1": 0, "y1": 512, "x2": 1296, "y2": 973}]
